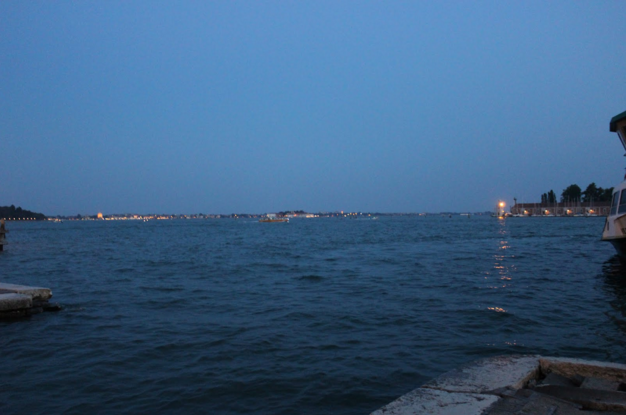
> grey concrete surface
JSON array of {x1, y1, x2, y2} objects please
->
[
  {"x1": 0, "y1": 282, "x2": 59, "y2": 318},
  {"x1": 370, "y1": 388, "x2": 498, "y2": 415},
  {"x1": 370, "y1": 355, "x2": 626, "y2": 415},
  {"x1": 422, "y1": 355, "x2": 541, "y2": 393},
  {"x1": 0, "y1": 282, "x2": 52, "y2": 300},
  {"x1": 0, "y1": 293, "x2": 32, "y2": 311}
]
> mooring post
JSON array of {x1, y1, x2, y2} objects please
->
[{"x1": 0, "y1": 219, "x2": 7, "y2": 251}]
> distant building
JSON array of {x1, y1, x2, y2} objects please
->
[{"x1": 511, "y1": 201, "x2": 610, "y2": 216}]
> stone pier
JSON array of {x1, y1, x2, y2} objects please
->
[
  {"x1": 0, "y1": 282, "x2": 61, "y2": 318},
  {"x1": 371, "y1": 355, "x2": 626, "y2": 414}
]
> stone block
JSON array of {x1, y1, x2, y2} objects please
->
[
  {"x1": 42, "y1": 302, "x2": 62, "y2": 312},
  {"x1": 534, "y1": 384, "x2": 626, "y2": 412},
  {"x1": 539, "y1": 372, "x2": 577, "y2": 387},
  {"x1": 540, "y1": 357, "x2": 626, "y2": 383},
  {"x1": 370, "y1": 387, "x2": 499, "y2": 415},
  {"x1": 482, "y1": 394, "x2": 529, "y2": 414},
  {"x1": 0, "y1": 293, "x2": 32, "y2": 311},
  {"x1": 0, "y1": 283, "x2": 52, "y2": 301},
  {"x1": 515, "y1": 391, "x2": 583, "y2": 415},
  {"x1": 580, "y1": 376, "x2": 621, "y2": 391}
]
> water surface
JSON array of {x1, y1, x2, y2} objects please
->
[{"x1": 1, "y1": 216, "x2": 624, "y2": 414}]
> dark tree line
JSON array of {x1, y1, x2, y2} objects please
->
[
  {"x1": 277, "y1": 210, "x2": 306, "y2": 216},
  {"x1": 0, "y1": 205, "x2": 47, "y2": 220},
  {"x1": 541, "y1": 190, "x2": 558, "y2": 204},
  {"x1": 555, "y1": 183, "x2": 614, "y2": 203}
]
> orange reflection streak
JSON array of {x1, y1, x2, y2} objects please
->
[
  {"x1": 487, "y1": 307, "x2": 507, "y2": 313},
  {"x1": 486, "y1": 221, "x2": 515, "y2": 289}
]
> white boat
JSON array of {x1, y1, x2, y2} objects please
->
[
  {"x1": 602, "y1": 110, "x2": 626, "y2": 255},
  {"x1": 259, "y1": 213, "x2": 289, "y2": 223}
]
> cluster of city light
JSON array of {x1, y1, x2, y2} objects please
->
[
  {"x1": 53, "y1": 214, "x2": 213, "y2": 221},
  {"x1": 104, "y1": 217, "x2": 150, "y2": 221},
  {"x1": 101, "y1": 215, "x2": 176, "y2": 220},
  {"x1": 341, "y1": 212, "x2": 372, "y2": 217}
]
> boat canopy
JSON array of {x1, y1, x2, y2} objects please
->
[
  {"x1": 610, "y1": 111, "x2": 626, "y2": 132},
  {"x1": 610, "y1": 110, "x2": 626, "y2": 152}
]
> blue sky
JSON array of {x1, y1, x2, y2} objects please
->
[{"x1": 2, "y1": 1, "x2": 625, "y2": 215}]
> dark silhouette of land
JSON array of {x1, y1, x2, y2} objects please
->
[{"x1": 0, "y1": 205, "x2": 46, "y2": 220}]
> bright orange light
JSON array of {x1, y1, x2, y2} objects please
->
[{"x1": 499, "y1": 202, "x2": 505, "y2": 208}]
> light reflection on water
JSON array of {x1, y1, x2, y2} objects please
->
[{"x1": 491, "y1": 219, "x2": 513, "y2": 290}]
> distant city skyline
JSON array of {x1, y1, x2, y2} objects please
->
[{"x1": 2, "y1": 1, "x2": 625, "y2": 216}]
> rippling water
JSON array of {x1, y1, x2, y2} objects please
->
[{"x1": 1, "y1": 216, "x2": 626, "y2": 414}]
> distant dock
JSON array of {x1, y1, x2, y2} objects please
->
[
  {"x1": 511, "y1": 202, "x2": 610, "y2": 217},
  {"x1": 0, "y1": 283, "x2": 61, "y2": 318}
]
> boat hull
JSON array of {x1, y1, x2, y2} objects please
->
[
  {"x1": 602, "y1": 211, "x2": 626, "y2": 256},
  {"x1": 605, "y1": 237, "x2": 626, "y2": 257}
]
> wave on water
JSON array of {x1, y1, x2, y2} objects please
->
[{"x1": 1, "y1": 216, "x2": 624, "y2": 414}]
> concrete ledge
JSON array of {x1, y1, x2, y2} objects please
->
[
  {"x1": 371, "y1": 355, "x2": 626, "y2": 415},
  {"x1": 0, "y1": 283, "x2": 52, "y2": 301},
  {"x1": 371, "y1": 388, "x2": 498, "y2": 415},
  {"x1": 422, "y1": 355, "x2": 541, "y2": 393},
  {"x1": 0, "y1": 293, "x2": 32, "y2": 311},
  {"x1": 0, "y1": 282, "x2": 59, "y2": 319}
]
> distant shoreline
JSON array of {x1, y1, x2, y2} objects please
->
[{"x1": 16, "y1": 211, "x2": 611, "y2": 221}]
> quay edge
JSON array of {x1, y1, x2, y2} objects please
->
[
  {"x1": 370, "y1": 355, "x2": 626, "y2": 414},
  {"x1": 0, "y1": 282, "x2": 52, "y2": 301},
  {"x1": 0, "y1": 282, "x2": 60, "y2": 318}
]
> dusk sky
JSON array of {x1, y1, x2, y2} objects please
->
[{"x1": 2, "y1": 1, "x2": 625, "y2": 215}]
